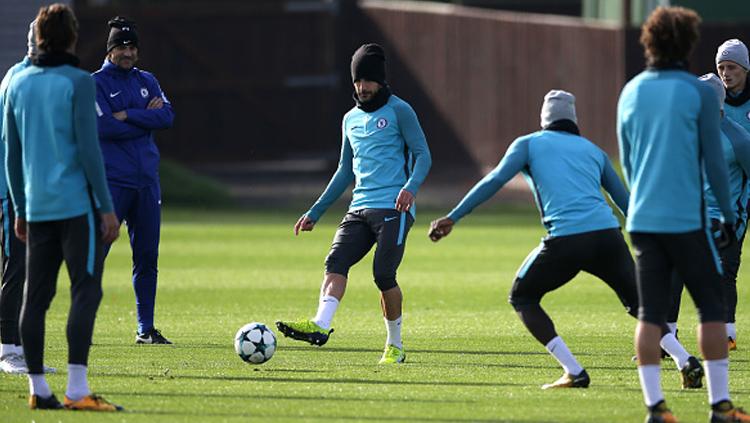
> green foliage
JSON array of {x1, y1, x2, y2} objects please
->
[
  {"x1": 159, "y1": 159, "x2": 234, "y2": 209},
  {"x1": 1, "y1": 207, "x2": 747, "y2": 422}
]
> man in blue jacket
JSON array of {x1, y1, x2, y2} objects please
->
[
  {"x1": 93, "y1": 17, "x2": 174, "y2": 344},
  {"x1": 276, "y1": 44, "x2": 432, "y2": 364},
  {"x1": 429, "y1": 90, "x2": 701, "y2": 391}
]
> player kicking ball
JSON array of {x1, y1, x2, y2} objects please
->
[
  {"x1": 276, "y1": 43, "x2": 431, "y2": 364},
  {"x1": 429, "y1": 90, "x2": 703, "y2": 391}
]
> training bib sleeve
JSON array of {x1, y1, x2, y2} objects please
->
[
  {"x1": 723, "y1": 118, "x2": 750, "y2": 175},
  {"x1": 601, "y1": 153, "x2": 629, "y2": 216},
  {"x1": 699, "y1": 86, "x2": 734, "y2": 224},
  {"x1": 74, "y1": 75, "x2": 114, "y2": 214},
  {"x1": 4, "y1": 97, "x2": 25, "y2": 219},
  {"x1": 394, "y1": 102, "x2": 431, "y2": 195}
]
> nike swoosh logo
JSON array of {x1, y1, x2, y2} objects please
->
[
  {"x1": 110, "y1": 91, "x2": 121, "y2": 98},
  {"x1": 384, "y1": 216, "x2": 398, "y2": 222}
]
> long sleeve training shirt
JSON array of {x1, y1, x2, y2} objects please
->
[
  {"x1": 3, "y1": 61, "x2": 113, "y2": 221},
  {"x1": 704, "y1": 117, "x2": 750, "y2": 236},
  {"x1": 447, "y1": 130, "x2": 628, "y2": 237},
  {"x1": 617, "y1": 69, "x2": 734, "y2": 232},
  {"x1": 306, "y1": 95, "x2": 431, "y2": 221}
]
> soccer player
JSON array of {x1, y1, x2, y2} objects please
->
[
  {"x1": 429, "y1": 90, "x2": 701, "y2": 391},
  {"x1": 0, "y1": 21, "x2": 42, "y2": 375},
  {"x1": 717, "y1": 39, "x2": 750, "y2": 134},
  {"x1": 276, "y1": 43, "x2": 432, "y2": 364},
  {"x1": 617, "y1": 6, "x2": 750, "y2": 422},
  {"x1": 93, "y1": 16, "x2": 174, "y2": 344},
  {"x1": 667, "y1": 74, "x2": 750, "y2": 354},
  {"x1": 3, "y1": 3, "x2": 121, "y2": 411},
  {"x1": 716, "y1": 39, "x2": 750, "y2": 349}
]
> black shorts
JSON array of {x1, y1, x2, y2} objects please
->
[
  {"x1": 630, "y1": 230, "x2": 724, "y2": 324},
  {"x1": 325, "y1": 209, "x2": 414, "y2": 291},
  {"x1": 667, "y1": 219, "x2": 746, "y2": 323},
  {"x1": 509, "y1": 228, "x2": 637, "y2": 315}
]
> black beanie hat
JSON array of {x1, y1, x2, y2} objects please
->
[
  {"x1": 351, "y1": 43, "x2": 386, "y2": 85},
  {"x1": 107, "y1": 17, "x2": 138, "y2": 52}
]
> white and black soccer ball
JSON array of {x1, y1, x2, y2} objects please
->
[{"x1": 234, "y1": 322, "x2": 277, "y2": 364}]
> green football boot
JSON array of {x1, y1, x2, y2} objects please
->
[
  {"x1": 275, "y1": 319, "x2": 333, "y2": 346},
  {"x1": 379, "y1": 344, "x2": 406, "y2": 364}
]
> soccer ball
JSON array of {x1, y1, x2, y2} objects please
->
[{"x1": 234, "y1": 322, "x2": 277, "y2": 364}]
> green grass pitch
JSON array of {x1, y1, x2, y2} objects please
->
[{"x1": 1, "y1": 206, "x2": 748, "y2": 422}]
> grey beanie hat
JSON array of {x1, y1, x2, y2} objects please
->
[
  {"x1": 26, "y1": 20, "x2": 37, "y2": 57},
  {"x1": 540, "y1": 90, "x2": 577, "y2": 128},
  {"x1": 699, "y1": 73, "x2": 726, "y2": 110},
  {"x1": 716, "y1": 39, "x2": 750, "y2": 70}
]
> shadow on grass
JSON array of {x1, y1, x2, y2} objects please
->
[
  {"x1": 95, "y1": 390, "x2": 473, "y2": 404},
  {"x1": 94, "y1": 372, "x2": 526, "y2": 388},
  {"x1": 280, "y1": 345, "x2": 550, "y2": 356},
  {"x1": 123, "y1": 409, "x2": 554, "y2": 423}
]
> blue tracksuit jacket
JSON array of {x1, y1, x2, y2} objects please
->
[
  {"x1": 447, "y1": 129, "x2": 629, "y2": 237},
  {"x1": 92, "y1": 60, "x2": 173, "y2": 188},
  {"x1": 306, "y1": 94, "x2": 432, "y2": 221},
  {"x1": 617, "y1": 69, "x2": 734, "y2": 233}
]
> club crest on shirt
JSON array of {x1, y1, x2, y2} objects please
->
[
  {"x1": 376, "y1": 118, "x2": 388, "y2": 129},
  {"x1": 140, "y1": 87, "x2": 149, "y2": 98},
  {"x1": 746, "y1": 110, "x2": 750, "y2": 121}
]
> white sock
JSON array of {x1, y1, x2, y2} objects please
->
[
  {"x1": 638, "y1": 364, "x2": 663, "y2": 407},
  {"x1": 0, "y1": 344, "x2": 14, "y2": 358},
  {"x1": 705, "y1": 358, "x2": 730, "y2": 405},
  {"x1": 667, "y1": 322, "x2": 677, "y2": 334},
  {"x1": 66, "y1": 364, "x2": 90, "y2": 401},
  {"x1": 384, "y1": 316, "x2": 403, "y2": 349},
  {"x1": 28, "y1": 373, "x2": 52, "y2": 398},
  {"x1": 15, "y1": 344, "x2": 24, "y2": 356},
  {"x1": 660, "y1": 332, "x2": 690, "y2": 369},
  {"x1": 312, "y1": 295, "x2": 339, "y2": 330},
  {"x1": 726, "y1": 323, "x2": 737, "y2": 341},
  {"x1": 545, "y1": 336, "x2": 583, "y2": 375}
]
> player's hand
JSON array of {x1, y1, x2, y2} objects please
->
[
  {"x1": 14, "y1": 217, "x2": 27, "y2": 243},
  {"x1": 294, "y1": 215, "x2": 315, "y2": 235},
  {"x1": 717, "y1": 222, "x2": 737, "y2": 250},
  {"x1": 429, "y1": 217, "x2": 454, "y2": 242},
  {"x1": 113, "y1": 110, "x2": 127, "y2": 121},
  {"x1": 395, "y1": 189, "x2": 414, "y2": 212},
  {"x1": 147, "y1": 97, "x2": 164, "y2": 110},
  {"x1": 100, "y1": 212, "x2": 120, "y2": 244}
]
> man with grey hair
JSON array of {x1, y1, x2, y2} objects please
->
[
  {"x1": 429, "y1": 90, "x2": 702, "y2": 390},
  {"x1": 716, "y1": 39, "x2": 750, "y2": 350},
  {"x1": 0, "y1": 20, "x2": 54, "y2": 375},
  {"x1": 717, "y1": 39, "x2": 750, "y2": 134}
]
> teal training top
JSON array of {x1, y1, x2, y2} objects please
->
[
  {"x1": 704, "y1": 117, "x2": 750, "y2": 237},
  {"x1": 306, "y1": 94, "x2": 432, "y2": 221},
  {"x1": 3, "y1": 61, "x2": 113, "y2": 221},
  {"x1": 617, "y1": 69, "x2": 734, "y2": 233},
  {"x1": 0, "y1": 57, "x2": 31, "y2": 199},
  {"x1": 447, "y1": 129, "x2": 628, "y2": 237},
  {"x1": 725, "y1": 93, "x2": 750, "y2": 135}
]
